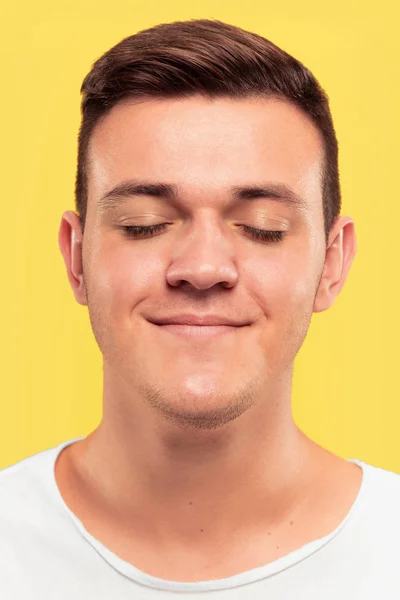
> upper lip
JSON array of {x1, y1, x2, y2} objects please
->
[{"x1": 149, "y1": 314, "x2": 249, "y2": 326}]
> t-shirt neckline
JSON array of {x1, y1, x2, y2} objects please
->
[{"x1": 47, "y1": 437, "x2": 368, "y2": 593}]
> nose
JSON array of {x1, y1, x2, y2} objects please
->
[{"x1": 165, "y1": 216, "x2": 239, "y2": 291}]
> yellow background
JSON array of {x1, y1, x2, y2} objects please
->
[{"x1": 1, "y1": 0, "x2": 399, "y2": 471}]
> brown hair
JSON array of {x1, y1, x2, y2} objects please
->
[{"x1": 75, "y1": 19, "x2": 341, "y2": 243}]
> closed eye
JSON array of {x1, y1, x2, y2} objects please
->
[
  {"x1": 120, "y1": 224, "x2": 286, "y2": 242},
  {"x1": 121, "y1": 223, "x2": 169, "y2": 237},
  {"x1": 240, "y1": 226, "x2": 285, "y2": 242}
]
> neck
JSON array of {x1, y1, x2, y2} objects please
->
[{"x1": 71, "y1": 366, "x2": 321, "y2": 543}]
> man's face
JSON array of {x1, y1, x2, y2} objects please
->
[{"x1": 73, "y1": 96, "x2": 329, "y2": 426}]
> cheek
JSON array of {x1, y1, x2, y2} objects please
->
[
  {"x1": 249, "y1": 247, "x2": 317, "y2": 309},
  {"x1": 248, "y1": 252, "x2": 317, "y2": 367},
  {"x1": 86, "y1": 242, "x2": 164, "y2": 317}
]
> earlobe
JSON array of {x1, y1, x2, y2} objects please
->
[
  {"x1": 58, "y1": 211, "x2": 88, "y2": 307},
  {"x1": 313, "y1": 217, "x2": 357, "y2": 314}
]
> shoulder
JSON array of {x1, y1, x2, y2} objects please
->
[
  {"x1": 0, "y1": 440, "x2": 78, "y2": 526},
  {"x1": 357, "y1": 458, "x2": 400, "y2": 495},
  {"x1": 351, "y1": 458, "x2": 400, "y2": 530},
  {"x1": 0, "y1": 444, "x2": 53, "y2": 493},
  {"x1": 0, "y1": 439, "x2": 84, "y2": 589}
]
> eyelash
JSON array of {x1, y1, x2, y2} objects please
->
[{"x1": 121, "y1": 224, "x2": 286, "y2": 243}]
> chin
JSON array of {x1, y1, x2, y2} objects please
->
[{"x1": 143, "y1": 384, "x2": 256, "y2": 430}]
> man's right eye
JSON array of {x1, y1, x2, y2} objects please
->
[{"x1": 121, "y1": 224, "x2": 169, "y2": 237}]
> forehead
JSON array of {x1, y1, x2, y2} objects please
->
[{"x1": 87, "y1": 95, "x2": 324, "y2": 211}]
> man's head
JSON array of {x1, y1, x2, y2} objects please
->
[
  {"x1": 59, "y1": 19, "x2": 356, "y2": 429},
  {"x1": 75, "y1": 19, "x2": 341, "y2": 242}
]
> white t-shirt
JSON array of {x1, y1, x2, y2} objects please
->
[{"x1": 0, "y1": 437, "x2": 400, "y2": 599}]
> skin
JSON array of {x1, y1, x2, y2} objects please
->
[{"x1": 57, "y1": 96, "x2": 360, "y2": 581}]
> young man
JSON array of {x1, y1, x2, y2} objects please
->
[{"x1": 1, "y1": 18, "x2": 399, "y2": 598}]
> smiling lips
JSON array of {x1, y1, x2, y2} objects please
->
[{"x1": 148, "y1": 314, "x2": 250, "y2": 338}]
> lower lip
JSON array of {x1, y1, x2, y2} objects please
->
[{"x1": 156, "y1": 324, "x2": 243, "y2": 338}]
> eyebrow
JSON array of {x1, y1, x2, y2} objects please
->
[{"x1": 97, "y1": 179, "x2": 308, "y2": 213}]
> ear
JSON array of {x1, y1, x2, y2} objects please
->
[
  {"x1": 58, "y1": 210, "x2": 88, "y2": 306},
  {"x1": 313, "y1": 215, "x2": 357, "y2": 313}
]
